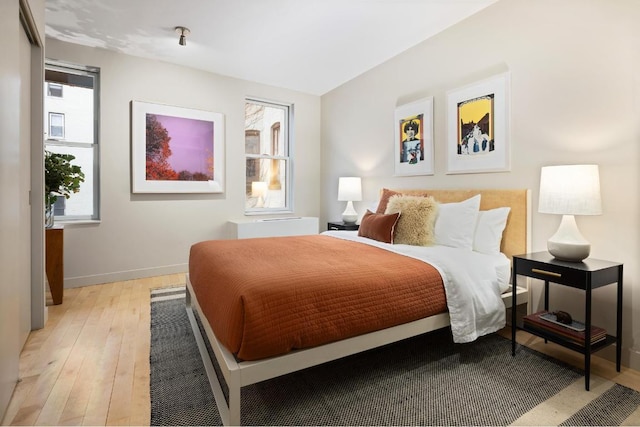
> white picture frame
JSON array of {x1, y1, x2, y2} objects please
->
[
  {"x1": 446, "y1": 72, "x2": 510, "y2": 174},
  {"x1": 394, "y1": 97, "x2": 434, "y2": 176},
  {"x1": 131, "y1": 101, "x2": 224, "y2": 193}
]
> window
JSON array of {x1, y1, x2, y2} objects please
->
[
  {"x1": 44, "y1": 61, "x2": 100, "y2": 221},
  {"x1": 245, "y1": 99, "x2": 292, "y2": 213},
  {"x1": 47, "y1": 82, "x2": 63, "y2": 97},
  {"x1": 48, "y1": 112, "x2": 65, "y2": 139}
]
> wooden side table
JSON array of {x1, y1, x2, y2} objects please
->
[{"x1": 45, "y1": 226, "x2": 64, "y2": 305}]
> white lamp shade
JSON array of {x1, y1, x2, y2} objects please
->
[
  {"x1": 251, "y1": 181, "x2": 267, "y2": 197},
  {"x1": 538, "y1": 165, "x2": 602, "y2": 216},
  {"x1": 337, "y1": 177, "x2": 362, "y2": 202}
]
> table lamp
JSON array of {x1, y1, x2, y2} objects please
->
[
  {"x1": 538, "y1": 164, "x2": 602, "y2": 262},
  {"x1": 251, "y1": 181, "x2": 267, "y2": 208},
  {"x1": 338, "y1": 177, "x2": 362, "y2": 224}
]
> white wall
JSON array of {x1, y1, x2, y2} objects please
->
[
  {"x1": 44, "y1": 39, "x2": 322, "y2": 287},
  {"x1": 321, "y1": 0, "x2": 640, "y2": 370}
]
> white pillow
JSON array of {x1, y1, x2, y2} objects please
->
[
  {"x1": 434, "y1": 194, "x2": 481, "y2": 250},
  {"x1": 473, "y1": 207, "x2": 511, "y2": 254}
]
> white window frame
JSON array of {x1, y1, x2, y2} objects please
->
[
  {"x1": 48, "y1": 112, "x2": 65, "y2": 139},
  {"x1": 244, "y1": 98, "x2": 293, "y2": 215},
  {"x1": 47, "y1": 82, "x2": 63, "y2": 97},
  {"x1": 44, "y1": 60, "x2": 101, "y2": 222}
]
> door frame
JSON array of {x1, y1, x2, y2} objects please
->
[{"x1": 20, "y1": 0, "x2": 46, "y2": 330}]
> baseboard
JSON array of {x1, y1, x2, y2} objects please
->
[
  {"x1": 64, "y1": 263, "x2": 188, "y2": 288},
  {"x1": 624, "y1": 346, "x2": 640, "y2": 371},
  {"x1": 592, "y1": 343, "x2": 640, "y2": 372},
  {"x1": 629, "y1": 347, "x2": 640, "y2": 371},
  {"x1": 506, "y1": 303, "x2": 528, "y2": 327}
]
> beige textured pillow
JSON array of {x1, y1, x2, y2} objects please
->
[{"x1": 385, "y1": 195, "x2": 438, "y2": 246}]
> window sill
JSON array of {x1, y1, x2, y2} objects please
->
[
  {"x1": 53, "y1": 219, "x2": 101, "y2": 228},
  {"x1": 244, "y1": 210, "x2": 294, "y2": 216}
]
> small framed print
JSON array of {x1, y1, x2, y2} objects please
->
[
  {"x1": 446, "y1": 72, "x2": 510, "y2": 174},
  {"x1": 131, "y1": 101, "x2": 225, "y2": 193},
  {"x1": 394, "y1": 97, "x2": 434, "y2": 176}
]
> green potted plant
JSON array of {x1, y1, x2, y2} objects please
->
[{"x1": 44, "y1": 150, "x2": 85, "y2": 227}]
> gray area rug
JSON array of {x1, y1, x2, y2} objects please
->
[{"x1": 150, "y1": 287, "x2": 640, "y2": 426}]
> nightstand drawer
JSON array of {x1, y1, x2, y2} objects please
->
[
  {"x1": 513, "y1": 252, "x2": 622, "y2": 290},
  {"x1": 515, "y1": 258, "x2": 585, "y2": 288}
]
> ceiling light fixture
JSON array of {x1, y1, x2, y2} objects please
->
[{"x1": 175, "y1": 26, "x2": 190, "y2": 46}]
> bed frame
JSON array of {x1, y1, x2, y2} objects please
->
[{"x1": 185, "y1": 189, "x2": 531, "y2": 425}]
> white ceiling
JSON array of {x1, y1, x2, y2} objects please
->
[{"x1": 45, "y1": 0, "x2": 497, "y2": 95}]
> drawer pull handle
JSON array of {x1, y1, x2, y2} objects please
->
[{"x1": 531, "y1": 268, "x2": 562, "y2": 278}]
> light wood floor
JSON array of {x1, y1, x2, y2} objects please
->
[
  {"x1": 2, "y1": 274, "x2": 639, "y2": 426},
  {"x1": 2, "y1": 274, "x2": 183, "y2": 426}
]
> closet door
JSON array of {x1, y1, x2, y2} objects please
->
[{"x1": 0, "y1": 0, "x2": 43, "y2": 420}]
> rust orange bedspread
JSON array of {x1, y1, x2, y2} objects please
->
[{"x1": 188, "y1": 235, "x2": 446, "y2": 361}]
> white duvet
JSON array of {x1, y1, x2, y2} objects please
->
[{"x1": 323, "y1": 230, "x2": 511, "y2": 343}]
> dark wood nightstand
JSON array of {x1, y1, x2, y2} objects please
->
[
  {"x1": 511, "y1": 252, "x2": 623, "y2": 390},
  {"x1": 327, "y1": 221, "x2": 359, "y2": 231}
]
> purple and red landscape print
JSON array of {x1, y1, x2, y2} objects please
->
[{"x1": 145, "y1": 113, "x2": 214, "y2": 181}]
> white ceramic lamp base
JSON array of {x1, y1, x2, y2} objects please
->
[
  {"x1": 547, "y1": 215, "x2": 591, "y2": 262},
  {"x1": 341, "y1": 201, "x2": 358, "y2": 224}
]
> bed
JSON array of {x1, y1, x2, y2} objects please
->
[{"x1": 186, "y1": 188, "x2": 531, "y2": 425}]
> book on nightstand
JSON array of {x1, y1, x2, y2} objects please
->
[{"x1": 523, "y1": 311, "x2": 607, "y2": 346}]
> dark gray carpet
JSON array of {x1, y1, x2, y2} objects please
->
[{"x1": 150, "y1": 288, "x2": 640, "y2": 426}]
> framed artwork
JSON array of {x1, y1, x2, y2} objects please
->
[
  {"x1": 446, "y1": 72, "x2": 510, "y2": 174},
  {"x1": 394, "y1": 97, "x2": 434, "y2": 176},
  {"x1": 131, "y1": 101, "x2": 224, "y2": 193}
]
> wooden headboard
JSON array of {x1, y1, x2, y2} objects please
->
[{"x1": 388, "y1": 189, "x2": 530, "y2": 261}]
